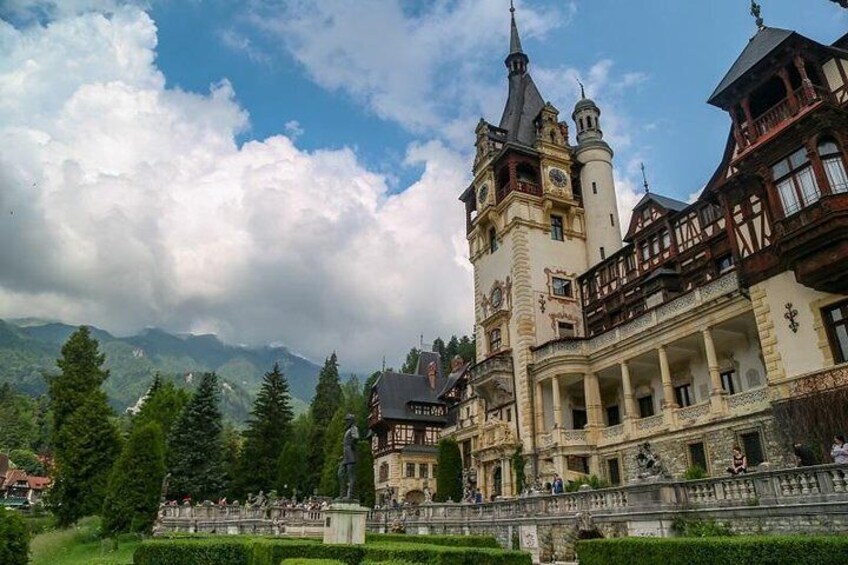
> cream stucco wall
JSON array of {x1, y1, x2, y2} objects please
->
[{"x1": 577, "y1": 145, "x2": 623, "y2": 267}]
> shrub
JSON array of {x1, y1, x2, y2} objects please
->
[
  {"x1": 670, "y1": 515, "x2": 734, "y2": 537},
  {"x1": 564, "y1": 474, "x2": 609, "y2": 492},
  {"x1": 434, "y1": 438, "x2": 463, "y2": 502},
  {"x1": 683, "y1": 465, "x2": 707, "y2": 481},
  {"x1": 281, "y1": 560, "x2": 346, "y2": 565},
  {"x1": 0, "y1": 507, "x2": 30, "y2": 565},
  {"x1": 365, "y1": 533, "x2": 500, "y2": 548},
  {"x1": 576, "y1": 536, "x2": 848, "y2": 565},
  {"x1": 133, "y1": 538, "x2": 253, "y2": 565}
]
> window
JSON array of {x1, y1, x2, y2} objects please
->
[
  {"x1": 572, "y1": 409, "x2": 587, "y2": 430},
  {"x1": 661, "y1": 230, "x2": 671, "y2": 250},
  {"x1": 592, "y1": 182, "x2": 598, "y2": 195},
  {"x1": 740, "y1": 431, "x2": 765, "y2": 466},
  {"x1": 637, "y1": 395, "x2": 655, "y2": 418},
  {"x1": 419, "y1": 464, "x2": 429, "y2": 479},
  {"x1": 721, "y1": 370, "x2": 736, "y2": 395},
  {"x1": 674, "y1": 384, "x2": 694, "y2": 407},
  {"x1": 819, "y1": 139, "x2": 848, "y2": 194},
  {"x1": 641, "y1": 207, "x2": 651, "y2": 220},
  {"x1": 406, "y1": 463, "x2": 416, "y2": 478},
  {"x1": 609, "y1": 213, "x2": 615, "y2": 227},
  {"x1": 488, "y1": 227, "x2": 498, "y2": 253},
  {"x1": 607, "y1": 458, "x2": 621, "y2": 486},
  {"x1": 379, "y1": 462, "x2": 389, "y2": 482},
  {"x1": 551, "y1": 215, "x2": 564, "y2": 241},
  {"x1": 772, "y1": 148, "x2": 820, "y2": 215},
  {"x1": 640, "y1": 241, "x2": 650, "y2": 261},
  {"x1": 506, "y1": 408, "x2": 512, "y2": 422},
  {"x1": 489, "y1": 328, "x2": 502, "y2": 352},
  {"x1": 625, "y1": 254, "x2": 636, "y2": 272},
  {"x1": 824, "y1": 299, "x2": 848, "y2": 363},
  {"x1": 600, "y1": 246, "x2": 606, "y2": 260},
  {"x1": 552, "y1": 277, "x2": 572, "y2": 297},
  {"x1": 413, "y1": 428, "x2": 426, "y2": 445},
  {"x1": 557, "y1": 321, "x2": 575, "y2": 339},
  {"x1": 689, "y1": 442, "x2": 708, "y2": 472},
  {"x1": 716, "y1": 254, "x2": 734, "y2": 272},
  {"x1": 606, "y1": 405, "x2": 621, "y2": 426}
]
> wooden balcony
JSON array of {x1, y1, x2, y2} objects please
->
[
  {"x1": 774, "y1": 192, "x2": 848, "y2": 293},
  {"x1": 736, "y1": 85, "x2": 830, "y2": 154}
]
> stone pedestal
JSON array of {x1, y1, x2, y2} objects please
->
[{"x1": 323, "y1": 501, "x2": 369, "y2": 545}]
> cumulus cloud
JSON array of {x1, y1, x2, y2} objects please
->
[{"x1": 0, "y1": 7, "x2": 473, "y2": 370}]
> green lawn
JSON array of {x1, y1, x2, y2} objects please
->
[{"x1": 29, "y1": 516, "x2": 141, "y2": 565}]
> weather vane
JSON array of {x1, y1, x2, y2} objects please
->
[
  {"x1": 641, "y1": 162, "x2": 650, "y2": 194},
  {"x1": 577, "y1": 79, "x2": 585, "y2": 99},
  {"x1": 750, "y1": 0, "x2": 764, "y2": 30}
]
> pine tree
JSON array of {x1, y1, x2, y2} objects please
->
[
  {"x1": 48, "y1": 326, "x2": 109, "y2": 436},
  {"x1": 435, "y1": 438, "x2": 463, "y2": 502},
  {"x1": 355, "y1": 439, "x2": 375, "y2": 507},
  {"x1": 307, "y1": 353, "x2": 342, "y2": 491},
  {"x1": 318, "y1": 408, "x2": 347, "y2": 497},
  {"x1": 166, "y1": 372, "x2": 225, "y2": 501},
  {"x1": 221, "y1": 423, "x2": 242, "y2": 499},
  {"x1": 277, "y1": 413, "x2": 311, "y2": 499},
  {"x1": 49, "y1": 395, "x2": 121, "y2": 526},
  {"x1": 400, "y1": 347, "x2": 420, "y2": 374},
  {"x1": 102, "y1": 423, "x2": 165, "y2": 534},
  {"x1": 236, "y1": 363, "x2": 294, "y2": 496},
  {"x1": 134, "y1": 376, "x2": 190, "y2": 442}
]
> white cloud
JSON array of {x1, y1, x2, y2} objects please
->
[
  {"x1": 284, "y1": 120, "x2": 304, "y2": 139},
  {"x1": 0, "y1": 7, "x2": 473, "y2": 371},
  {"x1": 218, "y1": 28, "x2": 271, "y2": 66}
]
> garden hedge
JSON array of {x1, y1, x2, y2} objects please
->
[
  {"x1": 365, "y1": 533, "x2": 500, "y2": 548},
  {"x1": 280, "y1": 560, "x2": 345, "y2": 565},
  {"x1": 576, "y1": 536, "x2": 848, "y2": 565},
  {"x1": 134, "y1": 537, "x2": 531, "y2": 565}
]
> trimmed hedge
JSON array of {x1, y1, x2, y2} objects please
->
[
  {"x1": 280, "y1": 560, "x2": 345, "y2": 565},
  {"x1": 576, "y1": 536, "x2": 848, "y2": 565},
  {"x1": 134, "y1": 537, "x2": 531, "y2": 565},
  {"x1": 365, "y1": 533, "x2": 500, "y2": 548}
]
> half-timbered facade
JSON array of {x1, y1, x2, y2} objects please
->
[{"x1": 440, "y1": 9, "x2": 848, "y2": 500}]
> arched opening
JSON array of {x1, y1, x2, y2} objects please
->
[
  {"x1": 405, "y1": 489, "x2": 425, "y2": 505},
  {"x1": 493, "y1": 465, "x2": 503, "y2": 497},
  {"x1": 576, "y1": 528, "x2": 604, "y2": 540},
  {"x1": 497, "y1": 167, "x2": 511, "y2": 200},
  {"x1": 515, "y1": 163, "x2": 538, "y2": 186},
  {"x1": 749, "y1": 75, "x2": 787, "y2": 118}
]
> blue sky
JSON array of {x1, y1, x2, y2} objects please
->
[{"x1": 0, "y1": 0, "x2": 845, "y2": 371}]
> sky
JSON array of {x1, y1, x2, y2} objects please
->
[{"x1": 0, "y1": 0, "x2": 845, "y2": 373}]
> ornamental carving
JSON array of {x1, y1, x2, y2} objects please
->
[{"x1": 481, "y1": 277, "x2": 512, "y2": 319}]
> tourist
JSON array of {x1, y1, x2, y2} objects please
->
[
  {"x1": 831, "y1": 435, "x2": 848, "y2": 464},
  {"x1": 553, "y1": 474, "x2": 564, "y2": 494},
  {"x1": 793, "y1": 442, "x2": 818, "y2": 467},
  {"x1": 726, "y1": 445, "x2": 747, "y2": 475},
  {"x1": 474, "y1": 488, "x2": 483, "y2": 504}
]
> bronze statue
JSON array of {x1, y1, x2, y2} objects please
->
[{"x1": 337, "y1": 413, "x2": 359, "y2": 500}]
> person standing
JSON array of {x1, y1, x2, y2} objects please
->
[
  {"x1": 793, "y1": 442, "x2": 818, "y2": 467},
  {"x1": 831, "y1": 435, "x2": 848, "y2": 464},
  {"x1": 553, "y1": 474, "x2": 564, "y2": 494}
]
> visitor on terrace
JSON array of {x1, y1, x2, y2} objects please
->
[
  {"x1": 831, "y1": 435, "x2": 848, "y2": 464},
  {"x1": 793, "y1": 442, "x2": 818, "y2": 467},
  {"x1": 726, "y1": 445, "x2": 747, "y2": 475}
]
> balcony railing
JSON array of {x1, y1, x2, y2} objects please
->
[{"x1": 739, "y1": 85, "x2": 830, "y2": 150}]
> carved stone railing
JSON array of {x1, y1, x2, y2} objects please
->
[
  {"x1": 155, "y1": 504, "x2": 325, "y2": 536},
  {"x1": 600, "y1": 424, "x2": 624, "y2": 441},
  {"x1": 634, "y1": 414, "x2": 665, "y2": 433},
  {"x1": 533, "y1": 272, "x2": 741, "y2": 365},
  {"x1": 726, "y1": 387, "x2": 770, "y2": 414},
  {"x1": 676, "y1": 401, "x2": 711, "y2": 423}
]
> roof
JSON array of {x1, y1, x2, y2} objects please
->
[
  {"x1": 499, "y1": 73, "x2": 545, "y2": 147},
  {"x1": 574, "y1": 97, "x2": 598, "y2": 113},
  {"x1": 372, "y1": 371, "x2": 448, "y2": 424},
  {"x1": 708, "y1": 27, "x2": 794, "y2": 106},
  {"x1": 2, "y1": 469, "x2": 27, "y2": 488},
  {"x1": 508, "y1": 7, "x2": 523, "y2": 55},
  {"x1": 635, "y1": 192, "x2": 689, "y2": 213},
  {"x1": 27, "y1": 476, "x2": 50, "y2": 490}
]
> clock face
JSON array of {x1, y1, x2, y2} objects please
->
[
  {"x1": 478, "y1": 184, "x2": 489, "y2": 204},
  {"x1": 490, "y1": 286, "x2": 503, "y2": 309},
  {"x1": 548, "y1": 168, "x2": 567, "y2": 188}
]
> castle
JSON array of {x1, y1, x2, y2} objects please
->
[{"x1": 369, "y1": 5, "x2": 848, "y2": 504}]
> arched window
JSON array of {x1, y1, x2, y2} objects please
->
[
  {"x1": 818, "y1": 139, "x2": 848, "y2": 194},
  {"x1": 488, "y1": 227, "x2": 498, "y2": 254}
]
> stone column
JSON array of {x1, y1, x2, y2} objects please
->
[
  {"x1": 620, "y1": 361, "x2": 637, "y2": 420},
  {"x1": 658, "y1": 346, "x2": 676, "y2": 410},
  {"x1": 535, "y1": 380, "x2": 545, "y2": 432},
  {"x1": 503, "y1": 455, "x2": 513, "y2": 496},
  {"x1": 703, "y1": 328, "x2": 727, "y2": 414},
  {"x1": 552, "y1": 376, "x2": 563, "y2": 429},
  {"x1": 584, "y1": 372, "x2": 603, "y2": 428}
]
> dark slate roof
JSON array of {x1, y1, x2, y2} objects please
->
[
  {"x1": 499, "y1": 73, "x2": 545, "y2": 147},
  {"x1": 373, "y1": 371, "x2": 448, "y2": 424},
  {"x1": 635, "y1": 192, "x2": 689, "y2": 213},
  {"x1": 509, "y1": 9, "x2": 523, "y2": 55},
  {"x1": 708, "y1": 27, "x2": 794, "y2": 106}
]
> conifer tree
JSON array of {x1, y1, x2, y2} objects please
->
[
  {"x1": 166, "y1": 372, "x2": 224, "y2": 501},
  {"x1": 221, "y1": 423, "x2": 242, "y2": 498},
  {"x1": 134, "y1": 376, "x2": 190, "y2": 442},
  {"x1": 435, "y1": 438, "x2": 463, "y2": 502},
  {"x1": 49, "y1": 395, "x2": 121, "y2": 526},
  {"x1": 355, "y1": 439, "x2": 375, "y2": 507},
  {"x1": 277, "y1": 414, "x2": 311, "y2": 499},
  {"x1": 102, "y1": 423, "x2": 165, "y2": 534},
  {"x1": 307, "y1": 353, "x2": 342, "y2": 490},
  {"x1": 318, "y1": 408, "x2": 347, "y2": 497},
  {"x1": 48, "y1": 326, "x2": 109, "y2": 436},
  {"x1": 236, "y1": 363, "x2": 294, "y2": 496},
  {"x1": 400, "y1": 347, "x2": 420, "y2": 374}
]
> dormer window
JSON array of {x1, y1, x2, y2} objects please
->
[
  {"x1": 819, "y1": 139, "x2": 848, "y2": 194},
  {"x1": 772, "y1": 147, "x2": 820, "y2": 216}
]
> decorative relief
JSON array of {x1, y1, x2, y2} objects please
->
[
  {"x1": 727, "y1": 388, "x2": 769, "y2": 410},
  {"x1": 538, "y1": 293, "x2": 546, "y2": 313},
  {"x1": 677, "y1": 402, "x2": 710, "y2": 421},
  {"x1": 480, "y1": 277, "x2": 512, "y2": 319}
]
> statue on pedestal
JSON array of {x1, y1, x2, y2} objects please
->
[
  {"x1": 337, "y1": 414, "x2": 359, "y2": 500},
  {"x1": 635, "y1": 442, "x2": 668, "y2": 480}
]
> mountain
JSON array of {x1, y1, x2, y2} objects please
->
[{"x1": 0, "y1": 319, "x2": 319, "y2": 423}]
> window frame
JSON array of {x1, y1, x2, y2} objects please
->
[
  {"x1": 405, "y1": 463, "x2": 416, "y2": 478},
  {"x1": 819, "y1": 139, "x2": 848, "y2": 195},
  {"x1": 551, "y1": 276, "x2": 573, "y2": 298},
  {"x1": 637, "y1": 395, "x2": 655, "y2": 418},
  {"x1": 488, "y1": 227, "x2": 498, "y2": 253},
  {"x1": 772, "y1": 147, "x2": 821, "y2": 216},
  {"x1": 557, "y1": 321, "x2": 575, "y2": 339},
  {"x1": 674, "y1": 383, "x2": 694, "y2": 407},
  {"x1": 489, "y1": 328, "x2": 502, "y2": 352},
  {"x1": 550, "y1": 214, "x2": 564, "y2": 241},
  {"x1": 823, "y1": 299, "x2": 848, "y2": 363}
]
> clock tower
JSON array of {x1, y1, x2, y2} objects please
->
[{"x1": 459, "y1": 4, "x2": 622, "y2": 474}]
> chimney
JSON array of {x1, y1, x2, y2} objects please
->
[
  {"x1": 427, "y1": 361, "x2": 437, "y2": 389},
  {"x1": 451, "y1": 355, "x2": 464, "y2": 373}
]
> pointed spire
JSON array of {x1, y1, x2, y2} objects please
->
[
  {"x1": 750, "y1": 0, "x2": 764, "y2": 31},
  {"x1": 509, "y1": 0, "x2": 524, "y2": 55},
  {"x1": 577, "y1": 79, "x2": 586, "y2": 99},
  {"x1": 641, "y1": 162, "x2": 650, "y2": 194}
]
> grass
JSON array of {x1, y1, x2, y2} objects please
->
[{"x1": 29, "y1": 516, "x2": 142, "y2": 565}]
